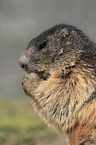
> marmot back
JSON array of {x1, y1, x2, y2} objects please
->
[{"x1": 19, "y1": 24, "x2": 96, "y2": 145}]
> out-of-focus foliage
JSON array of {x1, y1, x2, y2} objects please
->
[{"x1": 0, "y1": 99, "x2": 67, "y2": 145}]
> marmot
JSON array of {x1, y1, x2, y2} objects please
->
[{"x1": 19, "y1": 24, "x2": 96, "y2": 145}]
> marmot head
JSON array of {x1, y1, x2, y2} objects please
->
[{"x1": 19, "y1": 24, "x2": 92, "y2": 79}]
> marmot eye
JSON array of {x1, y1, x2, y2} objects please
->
[{"x1": 39, "y1": 42, "x2": 46, "y2": 50}]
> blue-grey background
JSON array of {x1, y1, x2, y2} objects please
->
[{"x1": 0, "y1": 0, "x2": 96, "y2": 98}]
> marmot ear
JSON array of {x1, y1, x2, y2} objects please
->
[{"x1": 59, "y1": 28, "x2": 69, "y2": 38}]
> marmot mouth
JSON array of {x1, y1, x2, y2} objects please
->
[
  {"x1": 22, "y1": 64, "x2": 50, "y2": 80},
  {"x1": 34, "y1": 70, "x2": 47, "y2": 80},
  {"x1": 34, "y1": 70, "x2": 50, "y2": 80},
  {"x1": 25, "y1": 68, "x2": 50, "y2": 80}
]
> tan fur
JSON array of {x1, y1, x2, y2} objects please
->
[
  {"x1": 19, "y1": 24, "x2": 96, "y2": 145},
  {"x1": 22, "y1": 64, "x2": 96, "y2": 128}
]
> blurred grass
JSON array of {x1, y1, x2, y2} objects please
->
[{"x1": 0, "y1": 98, "x2": 57, "y2": 145}]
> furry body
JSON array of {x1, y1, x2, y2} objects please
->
[{"x1": 19, "y1": 24, "x2": 96, "y2": 145}]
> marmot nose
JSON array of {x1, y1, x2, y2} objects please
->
[
  {"x1": 19, "y1": 63, "x2": 25, "y2": 69},
  {"x1": 18, "y1": 55, "x2": 29, "y2": 70}
]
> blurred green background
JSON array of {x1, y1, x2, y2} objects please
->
[{"x1": 0, "y1": 0, "x2": 96, "y2": 144}]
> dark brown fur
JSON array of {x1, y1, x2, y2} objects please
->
[{"x1": 19, "y1": 24, "x2": 96, "y2": 145}]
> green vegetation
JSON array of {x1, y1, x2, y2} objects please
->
[{"x1": 0, "y1": 98, "x2": 57, "y2": 145}]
